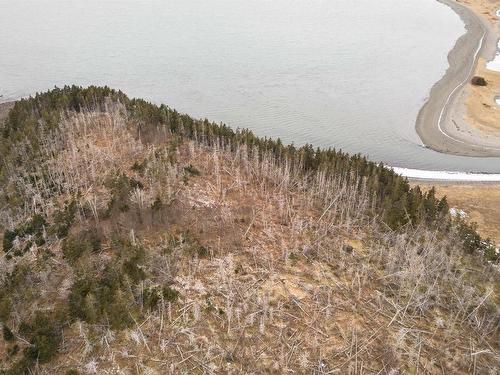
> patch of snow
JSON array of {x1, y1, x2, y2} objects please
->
[
  {"x1": 486, "y1": 40, "x2": 500, "y2": 72},
  {"x1": 84, "y1": 360, "x2": 98, "y2": 374},
  {"x1": 435, "y1": 317, "x2": 445, "y2": 328},
  {"x1": 129, "y1": 330, "x2": 142, "y2": 345},
  {"x1": 449, "y1": 207, "x2": 467, "y2": 218},
  {"x1": 391, "y1": 167, "x2": 500, "y2": 181}
]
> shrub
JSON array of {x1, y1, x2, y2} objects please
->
[
  {"x1": 184, "y1": 164, "x2": 200, "y2": 176},
  {"x1": 5, "y1": 357, "x2": 33, "y2": 375},
  {"x1": 471, "y1": 76, "x2": 487, "y2": 86},
  {"x1": 189, "y1": 242, "x2": 208, "y2": 257},
  {"x1": 143, "y1": 285, "x2": 179, "y2": 310},
  {"x1": 162, "y1": 285, "x2": 179, "y2": 302},
  {"x1": 7, "y1": 344, "x2": 19, "y2": 357},
  {"x1": 19, "y1": 312, "x2": 61, "y2": 363},
  {"x1": 105, "y1": 173, "x2": 144, "y2": 214},
  {"x1": 143, "y1": 286, "x2": 162, "y2": 310},
  {"x1": 112, "y1": 236, "x2": 146, "y2": 283},
  {"x1": 151, "y1": 196, "x2": 163, "y2": 211},
  {"x1": 114, "y1": 237, "x2": 146, "y2": 282},
  {"x1": 484, "y1": 242, "x2": 499, "y2": 263},
  {"x1": 456, "y1": 220, "x2": 482, "y2": 254},
  {"x1": 122, "y1": 258, "x2": 146, "y2": 283},
  {"x1": 2, "y1": 229, "x2": 17, "y2": 252},
  {"x1": 2, "y1": 324, "x2": 14, "y2": 341},
  {"x1": 4, "y1": 311, "x2": 62, "y2": 374},
  {"x1": 131, "y1": 160, "x2": 146, "y2": 173},
  {"x1": 51, "y1": 200, "x2": 77, "y2": 238},
  {"x1": 62, "y1": 228, "x2": 101, "y2": 263},
  {"x1": 107, "y1": 289, "x2": 133, "y2": 330},
  {"x1": 68, "y1": 277, "x2": 95, "y2": 322},
  {"x1": 0, "y1": 294, "x2": 12, "y2": 321},
  {"x1": 68, "y1": 265, "x2": 136, "y2": 330},
  {"x1": 67, "y1": 236, "x2": 146, "y2": 327},
  {"x1": 21, "y1": 241, "x2": 33, "y2": 255},
  {"x1": 2, "y1": 214, "x2": 47, "y2": 253},
  {"x1": 22, "y1": 214, "x2": 46, "y2": 236},
  {"x1": 173, "y1": 231, "x2": 209, "y2": 258}
]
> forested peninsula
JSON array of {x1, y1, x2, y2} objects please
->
[{"x1": 0, "y1": 86, "x2": 498, "y2": 374}]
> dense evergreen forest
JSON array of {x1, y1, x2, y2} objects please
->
[{"x1": 1, "y1": 86, "x2": 495, "y2": 261}]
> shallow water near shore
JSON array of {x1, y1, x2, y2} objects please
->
[{"x1": 1, "y1": 0, "x2": 499, "y2": 173}]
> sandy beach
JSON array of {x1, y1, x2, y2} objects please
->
[{"x1": 416, "y1": 0, "x2": 500, "y2": 157}]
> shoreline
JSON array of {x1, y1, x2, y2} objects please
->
[
  {"x1": 415, "y1": 0, "x2": 500, "y2": 157},
  {"x1": 1, "y1": 99, "x2": 498, "y2": 184},
  {"x1": 391, "y1": 167, "x2": 500, "y2": 183}
]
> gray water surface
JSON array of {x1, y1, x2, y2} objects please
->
[{"x1": 1, "y1": 0, "x2": 499, "y2": 172}]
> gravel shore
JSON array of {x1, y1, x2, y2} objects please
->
[{"x1": 415, "y1": 0, "x2": 500, "y2": 157}]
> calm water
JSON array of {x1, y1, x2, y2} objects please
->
[{"x1": 1, "y1": 0, "x2": 499, "y2": 172}]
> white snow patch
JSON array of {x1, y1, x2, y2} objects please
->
[
  {"x1": 486, "y1": 40, "x2": 500, "y2": 72},
  {"x1": 391, "y1": 167, "x2": 500, "y2": 182},
  {"x1": 449, "y1": 207, "x2": 467, "y2": 218}
]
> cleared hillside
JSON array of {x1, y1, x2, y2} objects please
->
[{"x1": 0, "y1": 87, "x2": 498, "y2": 374}]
